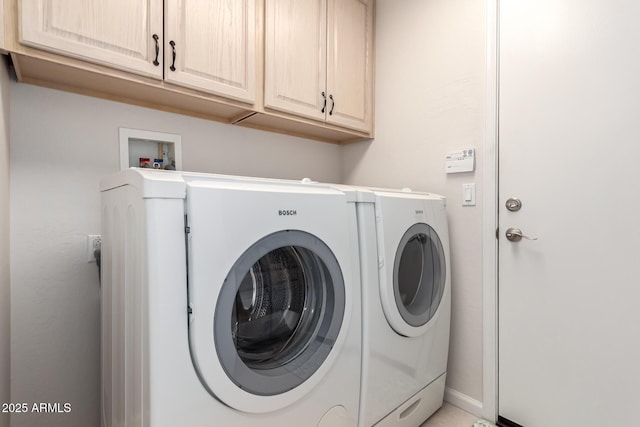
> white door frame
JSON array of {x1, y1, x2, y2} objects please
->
[{"x1": 482, "y1": 0, "x2": 499, "y2": 422}]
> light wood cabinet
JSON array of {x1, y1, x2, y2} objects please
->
[
  {"x1": 20, "y1": 0, "x2": 256, "y2": 103},
  {"x1": 19, "y1": 0, "x2": 163, "y2": 79},
  {"x1": 164, "y1": 0, "x2": 256, "y2": 103},
  {"x1": 326, "y1": 0, "x2": 374, "y2": 132},
  {"x1": 264, "y1": 0, "x2": 327, "y2": 122},
  {"x1": 264, "y1": 0, "x2": 373, "y2": 133},
  {"x1": 8, "y1": 0, "x2": 373, "y2": 143}
]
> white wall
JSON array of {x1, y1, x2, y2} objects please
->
[
  {"x1": 341, "y1": 0, "x2": 486, "y2": 407},
  {"x1": 9, "y1": 83, "x2": 342, "y2": 427},
  {"x1": 0, "y1": 58, "x2": 11, "y2": 427}
]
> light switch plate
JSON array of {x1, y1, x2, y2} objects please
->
[{"x1": 462, "y1": 183, "x2": 476, "y2": 206}]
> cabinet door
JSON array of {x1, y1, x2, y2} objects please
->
[
  {"x1": 165, "y1": 0, "x2": 256, "y2": 103},
  {"x1": 20, "y1": 0, "x2": 163, "y2": 79},
  {"x1": 264, "y1": 0, "x2": 327, "y2": 121},
  {"x1": 326, "y1": 0, "x2": 374, "y2": 132}
]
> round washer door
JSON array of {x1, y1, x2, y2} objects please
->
[
  {"x1": 195, "y1": 230, "x2": 346, "y2": 412},
  {"x1": 383, "y1": 223, "x2": 446, "y2": 337}
]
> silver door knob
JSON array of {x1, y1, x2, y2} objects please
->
[
  {"x1": 505, "y1": 227, "x2": 538, "y2": 242},
  {"x1": 505, "y1": 197, "x2": 522, "y2": 212}
]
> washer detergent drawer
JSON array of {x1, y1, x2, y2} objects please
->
[{"x1": 374, "y1": 374, "x2": 446, "y2": 427}]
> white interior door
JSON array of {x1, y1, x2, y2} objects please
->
[{"x1": 498, "y1": 1, "x2": 640, "y2": 426}]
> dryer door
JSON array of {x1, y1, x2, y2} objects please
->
[
  {"x1": 387, "y1": 223, "x2": 446, "y2": 337},
  {"x1": 190, "y1": 229, "x2": 346, "y2": 413}
]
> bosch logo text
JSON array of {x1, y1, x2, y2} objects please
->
[{"x1": 279, "y1": 210, "x2": 297, "y2": 216}]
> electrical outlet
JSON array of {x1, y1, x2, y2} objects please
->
[{"x1": 87, "y1": 234, "x2": 101, "y2": 263}]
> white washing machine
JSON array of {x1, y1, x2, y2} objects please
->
[
  {"x1": 354, "y1": 187, "x2": 451, "y2": 427},
  {"x1": 100, "y1": 169, "x2": 361, "y2": 427}
]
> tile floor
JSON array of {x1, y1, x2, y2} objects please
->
[{"x1": 419, "y1": 402, "x2": 479, "y2": 427}]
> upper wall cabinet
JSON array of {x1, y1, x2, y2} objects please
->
[
  {"x1": 19, "y1": 0, "x2": 164, "y2": 79},
  {"x1": 11, "y1": 0, "x2": 372, "y2": 143},
  {"x1": 264, "y1": 0, "x2": 374, "y2": 133},
  {"x1": 327, "y1": 0, "x2": 374, "y2": 132},
  {"x1": 164, "y1": 0, "x2": 256, "y2": 103},
  {"x1": 264, "y1": 0, "x2": 327, "y2": 122},
  {"x1": 19, "y1": 0, "x2": 256, "y2": 103}
]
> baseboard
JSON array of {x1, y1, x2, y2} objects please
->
[{"x1": 444, "y1": 387, "x2": 483, "y2": 418}]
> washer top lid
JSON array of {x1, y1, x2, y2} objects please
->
[
  {"x1": 100, "y1": 168, "x2": 187, "y2": 198},
  {"x1": 186, "y1": 178, "x2": 344, "y2": 197},
  {"x1": 100, "y1": 169, "x2": 349, "y2": 199}
]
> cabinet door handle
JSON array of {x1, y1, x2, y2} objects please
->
[
  {"x1": 152, "y1": 34, "x2": 160, "y2": 66},
  {"x1": 321, "y1": 91, "x2": 327, "y2": 113},
  {"x1": 169, "y1": 40, "x2": 177, "y2": 71},
  {"x1": 329, "y1": 94, "x2": 335, "y2": 115}
]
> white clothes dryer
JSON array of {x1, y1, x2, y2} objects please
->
[
  {"x1": 353, "y1": 187, "x2": 451, "y2": 427},
  {"x1": 100, "y1": 169, "x2": 361, "y2": 427}
]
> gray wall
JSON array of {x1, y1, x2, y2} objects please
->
[
  {"x1": 9, "y1": 83, "x2": 342, "y2": 427},
  {"x1": 0, "y1": 58, "x2": 11, "y2": 427},
  {"x1": 341, "y1": 0, "x2": 486, "y2": 406}
]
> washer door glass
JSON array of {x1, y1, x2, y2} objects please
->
[
  {"x1": 214, "y1": 230, "x2": 345, "y2": 396},
  {"x1": 392, "y1": 223, "x2": 446, "y2": 329}
]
